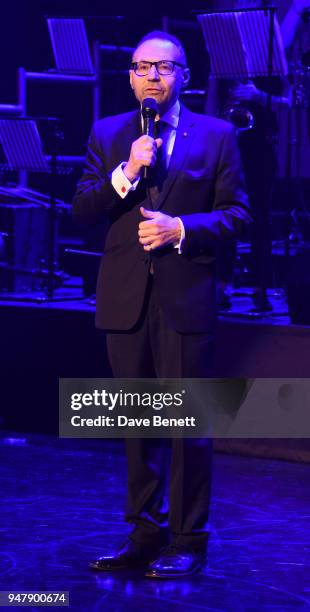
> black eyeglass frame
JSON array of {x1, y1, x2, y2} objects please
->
[{"x1": 130, "y1": 60, "x2": 187, "y2": 76}]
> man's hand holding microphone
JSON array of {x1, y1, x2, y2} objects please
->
[{"x1": 123, "y1": 134, "x2": 163, "y2": 183}]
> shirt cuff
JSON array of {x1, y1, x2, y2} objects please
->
[
  {"x1": 173, "y1": 217, "x2": 185, "y2": 254},
  {"x1": 111, "y1": 162, "x2": 140, "y2": 198}
]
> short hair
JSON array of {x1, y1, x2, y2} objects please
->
[{"x1": 133, "y1": 30, "x2": 187, "y2": 65}]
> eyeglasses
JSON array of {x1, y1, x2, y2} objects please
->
[{"x1": 130, "y1": 60, "x2": 186, "y2": 76}]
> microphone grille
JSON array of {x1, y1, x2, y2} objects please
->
[{"x1": 142, "y1": 97, "x2": 158, "y2": 117}]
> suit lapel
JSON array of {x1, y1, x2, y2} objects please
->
[
  {"x1": 153, "y1": 105, "x2": 196, "y2": 210},
  {"x1": 118, "y1": 110, "x2": 141, "y2": 161}
]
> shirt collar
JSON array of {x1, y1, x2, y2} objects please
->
[
  {"x1": 159, "y1": 100, "x2": 180, "y2": 129},
  {"x1": 140, "y1": 100, "x2": 180, "y2": 130}
]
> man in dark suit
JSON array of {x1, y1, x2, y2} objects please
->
[{"x1": 73, "y1": 30, "x2": 251, "y2": 578}]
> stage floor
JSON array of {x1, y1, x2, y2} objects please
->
[{"x1": 0, "y1": 433, "x2": 309, "y2": 611}]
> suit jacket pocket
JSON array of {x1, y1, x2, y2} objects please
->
[{"x1": 182, "y1": 168, "x2": 213, "y2": 181}]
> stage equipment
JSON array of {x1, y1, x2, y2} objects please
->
[
  {"x1": 222, "y1": 99, "x2": 255, "y2": 131},
  {"x1": 283, "y1": 8, "x2": 310, "y2": 270},
  {"x1": 47, "y1": 18, "x2": 94, "y2": 74},
  {"x1": 198, "y1": 7, "x2": 287, "y2": 134},
  {"x1": 0, "y1": 117, "x2": 74, "y2": 301},
  {"x1": 198, "y1": 7, "x2": 287, "y2": 315},
  {"x1": 16, "y1": 17, "x2": 133, "y2": 188},
  {"x1": 0, "y1": 200, "x2": 52, "y2": 293}
]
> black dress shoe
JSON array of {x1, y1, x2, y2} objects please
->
[
  {"x1": 89, "y1": 538, "x2": 156, "y2": 571},
  {"x1": 145, "y1": 544, "x2": 206, "y2": 578}
]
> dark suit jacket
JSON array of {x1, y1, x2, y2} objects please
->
[{"x1": 73, "y1": 104, "x2": 251, "y2": 333}]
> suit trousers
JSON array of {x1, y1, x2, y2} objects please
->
[{"x1": 106, "y1": 274, "x2": 215, "y2": 551}]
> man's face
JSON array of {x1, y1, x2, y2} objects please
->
[{"x1": 129, "y1": 38, "x2": 189, "y2": 115}]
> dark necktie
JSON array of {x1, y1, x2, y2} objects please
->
[{"x1": 148, "y1": 120, "x2": 169, "y2": 206}]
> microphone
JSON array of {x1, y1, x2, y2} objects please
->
[{"x1": 141, "y1": 97, "x2": 158, "y2": 180}]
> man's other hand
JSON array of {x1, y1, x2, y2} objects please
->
[{"x1": 138, "y1": 207, "x2": 181, "y2": 251}]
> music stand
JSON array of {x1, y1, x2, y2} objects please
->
[
  {"x1": 0, "y1": 117, "x2": 79, "y2": 302},
  {"x1": 198, "y1": 7, "x2": 288, "y2": 315},
  {"x1": 198, "y1": 8, "x2": 287, "y2": 79},
  {"x1": 47, "y1": 18, "x2": 94, "y2": 74}
]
